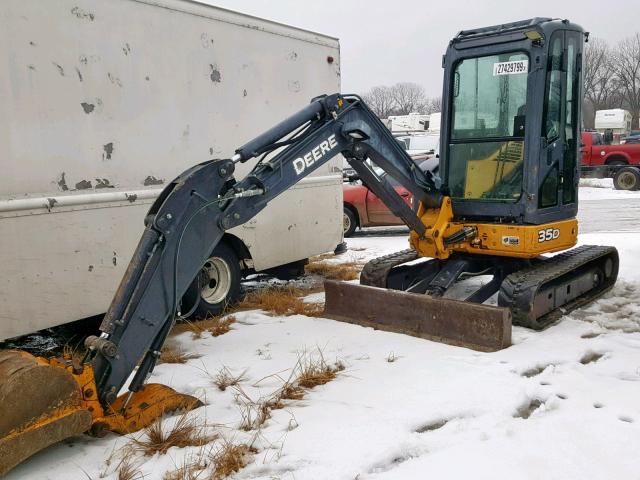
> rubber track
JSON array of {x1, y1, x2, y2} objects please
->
[
  {"x1": 360, "y1": 249, "x2": 418, "y2": 287},
  {"x1": 499, "y1": 245, "x2": 618, "y2": 329}
]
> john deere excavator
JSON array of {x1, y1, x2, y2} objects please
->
[{"x1": 0, "y1": 18, "x2": 619, "y2": 475}]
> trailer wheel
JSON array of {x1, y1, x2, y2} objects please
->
[
  {"x1": 613, "y1": 167, "x2": 640, "y2": 191},
  {"x1": 182, "y1": 243, "x2": 242, "y2": 318},
  {"x1": 343, "y1": 206, "x2": 357, "y2": 237}
]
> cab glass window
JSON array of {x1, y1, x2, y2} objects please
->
[
  {"x1": 563, "y1": 33, "x2": 580, "y2": 205},
  {"x1": 448, "y1": 52, "x2": 528, "y2": 202}
]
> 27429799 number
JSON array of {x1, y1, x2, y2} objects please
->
[{"x1": 493, "y1": 59, "x2": 528, "y2": 76}]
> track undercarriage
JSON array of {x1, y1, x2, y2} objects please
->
[{"x1": 324, "y1": 246, "x2": 619, "y2": 351}]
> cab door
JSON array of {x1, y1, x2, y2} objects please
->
[{"x1": 538, "y1": 30, "x2": 581, "y2": 213}]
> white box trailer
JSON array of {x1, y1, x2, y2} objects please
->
[
  {"x1": 387, "y1": 112, "x2": 429, "y2": 132},
  {"x1": 0, "y1": 0, "x2": 343, "y2": 340},
  {"x1": 427, "y1": 112, "x2": 441, "y2": 133}
]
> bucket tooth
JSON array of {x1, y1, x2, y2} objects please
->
[
  {"x1": 323, "y1": 280, "x2": 511, "y2": 352},
  {"x1": 98, "y1": 384, "x2": 203, "y2": 435}
]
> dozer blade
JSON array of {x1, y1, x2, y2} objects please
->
[
  {"x1": 323, "y1": 280, "x2": 511, "y2": 352},
  {"x1": 0, "y1": 350, "x2": 92, "y2": 476}
]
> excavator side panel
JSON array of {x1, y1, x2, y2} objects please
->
[{"x1": 410, "y1": 217, "x2": 579, "y2": 259}]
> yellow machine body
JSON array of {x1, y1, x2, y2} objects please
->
[{"x1": 409, "y1": 197, "x2": 579, "y2": 260}]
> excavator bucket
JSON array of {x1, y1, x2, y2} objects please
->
[
  {"x1": 323, "y1": 280, "x2": 512, "y2": 352},
  {"x1": 0, "y1": 350, "x2": 202, "y2": 475},
  {"x1": 0, "y1": 350, "x2": 93, "y2": 476}
]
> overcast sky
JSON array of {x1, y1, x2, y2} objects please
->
[{"x1": 203, "y1": 0, "x2": 636, "y2": 97}]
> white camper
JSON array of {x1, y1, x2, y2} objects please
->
[
  {"x1": 0, "y1": 0, "x2": 343, "y2": 340},
  {"x1": 594, "y1": 109, "x2": 632, "y2": 143}
]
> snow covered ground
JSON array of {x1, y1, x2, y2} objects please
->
[
  {"x1": 7, "y1": 186, "x2": 640, "y2": 480},
  {"x1": 579, "y1": 178, "x2": 640, "y2": 201}
]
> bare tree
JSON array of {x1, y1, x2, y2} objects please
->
[
  {"x1": 424, "y1": 96, "x2": 442, "y2": 114},
  {"x1": 583, "y1": 38, "x2": 618, "y2": 112},
  {"x1": 614, "y1": 33, "x2": 640, "y2": 126},
  {"x1": 362, "y1": 83, "x2": 436, "y2": 118},
  {"x1": 390, "y1": 82, "x2": 427, "y2": 115},
  {"x1": 362, "y1": 85, "x2": 396, "y2": 118}
]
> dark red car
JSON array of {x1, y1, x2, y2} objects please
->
[{"x1": 342, "y1": 156, "x2": 438, "y2": 237}]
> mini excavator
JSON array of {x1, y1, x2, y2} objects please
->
[{"x1": 0, "y1": 18, "x2": 618, "y2": 475}]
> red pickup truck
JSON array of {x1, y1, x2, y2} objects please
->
[{"x1": 581, "y1": 131, "x2": 640, "y2": 190}]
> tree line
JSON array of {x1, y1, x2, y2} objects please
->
[
  {"x1": 362, "y1": 82, "x2": 442, "y2": 118},
  {"x1": 582, "y1": 35, "x2": 640, "y2": 129},
  {"x1": 365, "y1": 34, "x2": 640, "y2": 130}
]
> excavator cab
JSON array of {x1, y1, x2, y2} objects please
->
[{"x1": 440, "y1": 18, "x2": 583, "y2": 225}]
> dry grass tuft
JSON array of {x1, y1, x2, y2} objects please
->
[
  {"x1": 232, "y1": 381, "x2": 297, "y2": 431},
  {"x1": 163, "y1": 451, "x2": 209, "y2": 480},
  {"x1": 239, "y1": 286, "x2": 323, "y2": 317},
  {"x1": 295, "y1": 353, "x2": 345, "y2": 388},
  {"x1": 173, "y1": 314, "x2": 236, "y2": 339},
  {"x1": 211, "y1": 440, "x2": 257, "y2": 479},
  {"x1": 233, "y1": 386, "x2": 273, "y2": 431},
  {"x1": 278, "y1": 382, "x2": 305, "y2": 401},
  {"x1": 162, "y1": 439, "x2": 257, "y2": 480},
  {"x1": 309, "y1": 252, "x2": 337, "y2": 262},
  {"x1": 304, "y1": 261, "x2": 361, "y2": 281},
  {"x1": 207, "y1": 315, "x2": 236, "y2": 337},
  {"x1": 230, "y1": 349, "x2": 343, "y2": 432},
  {"x1": 214, "y1": 366, "x2": 248, "y2": 391},
  {"x1": 159, "y1": 344, "x2": 200, "y2": 364},
  {"x1": 133, "y1": 413, "x2": 215, "y2": 456},
  {"x1": 117, "y1": 458, "x2": 144, "y2": 480},
  {"x1": 163, "y1": 467, "x2": 204, "y2": 480}
]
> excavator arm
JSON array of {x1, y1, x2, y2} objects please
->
[
  {"x1": 89, "y1": 93, "x2": 442, "y2": 406},
  {"x1": 3, "y1": 93, "x2": 448, "y2": 474}
]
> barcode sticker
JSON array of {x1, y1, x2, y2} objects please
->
[{"x1": 493, "y1": 60, "x2": 528, "y2": 76}]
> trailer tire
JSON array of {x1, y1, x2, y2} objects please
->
[
  {"x1": 613, "y1": 167, "x2": 640, "y2": 191},
  {"x1": 182, "y1": 242, "x2": 242, "y2": 318},
  {"x1": 343, "y1": 206, "x2": 357, "y2": 237}
]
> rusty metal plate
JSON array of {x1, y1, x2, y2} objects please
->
[{"x1": 323, "y1": 281, "x2": 511, "y2": 352}]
